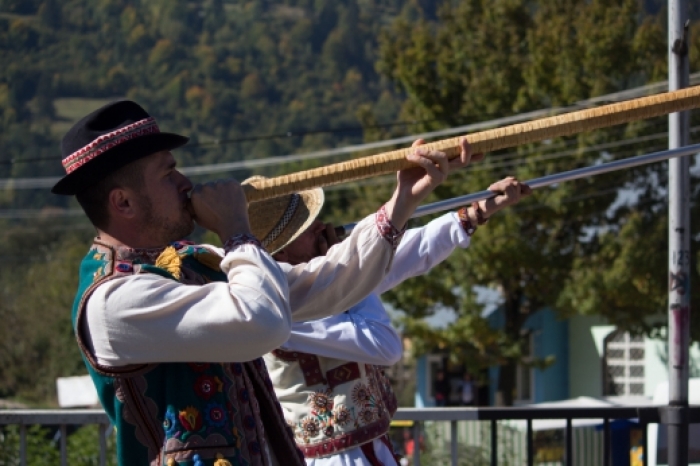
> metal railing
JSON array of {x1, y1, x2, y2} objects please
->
[
  {"x1": 0, "y1": 409, "x2": 109, "y2": 466},
  {"x1": 394, "y1": 405, "x2": 700, "y2": 466},
  {"x1": 2, "y1": 406, "x2": 700, "y2": 465}
]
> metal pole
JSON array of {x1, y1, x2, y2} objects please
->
[
  {"x1": 413, "y1": 422, "x2": 421, "y2": 466},
  {"x1": 450, "y1": 420, "x2": 458, "y2": 466},
  {"x1": 490, "y1": 419, "x2": 498, "y2": 466},
  {"x1": 338, "y1": 144, "x2": 700, "y2": 235},
  {"x1": 99, "y1": 423, "x2": 108, "y2": 466},
  {"x1": 603, "y1": 418, "x2": 611, "y2": 466},
  {"x1": 565, "y1": 418, "x2": 573, "y2": 466},
  {"x1": 526, "y1": 418, "x2": 534, "y2": 466},
  {"x1": 60, "y1": 424, "x2": 67, "y2": 466},
  {"x1": 19, "y1": 424, "x2": 27, "y2": 466},
  {"x1": 668, "y1": 0, "x2": 691, "y2": 464}
]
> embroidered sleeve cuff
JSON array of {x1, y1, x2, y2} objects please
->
[
  {"x1": 375, "y1": 204, "x2": 407, "y2": 249},
  {"x1": 223, "y1": 233, "x2": 263, "y2": 253},
  {"x1": 457, "y1": 207, "x2": 477, "y2": 236}
]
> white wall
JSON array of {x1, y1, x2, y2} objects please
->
[
  {"x1": 568, "y1": 315, "x2": 610, "y2": 398},
  {"x1": 644, "y1": 335, "x2": 700, "y2": 397}
]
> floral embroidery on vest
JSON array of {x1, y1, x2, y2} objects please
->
[
  {"x1": 73, "y1": 240, "x2": 305, "y2": 466},
  {"x1": 270, "y1": 349, "x2": 397, "y2": 458}
]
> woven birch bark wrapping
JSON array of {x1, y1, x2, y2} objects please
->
[{"x1": 243, "y1": 85, "x2": 700, "y2": 202}]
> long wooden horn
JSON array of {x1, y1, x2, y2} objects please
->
[{"x1": 243, "y1": 86, "x2": 700, "y2": 202}]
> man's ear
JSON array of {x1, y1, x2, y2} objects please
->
[{"x1": 107, "y1": 188, "x2": 137, "y2": 220}]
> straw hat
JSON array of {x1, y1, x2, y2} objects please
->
[{"x1": 244, "y1": 176, "x2": 324, "y2": 254}]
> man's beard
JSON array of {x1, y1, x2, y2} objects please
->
[{"x1": 139, "y1": 197, "x2": 193, "y2": 245}]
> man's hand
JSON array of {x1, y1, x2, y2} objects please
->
[
  {"x1": 441, "y1": 138, "x2": 484, "y2": 172},
  {"x1": 385, "y1": 138, "x2": 482, "y2": 229},
  {"x1": 189, "y1": 179, "x2": 252, "y2": 242},
  {"x1": 478, "y1": 176, "x2": 532, "y2": 219},
  {"x1": 318, "y1": 222, "x2": 341, "y2": 254}
]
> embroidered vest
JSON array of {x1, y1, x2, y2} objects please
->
[
  {"x1": 263, "y1": 346, "x2": 398, "y2": 459},
  {"x1": 72, "y1": 240, "x2": 305, "y2": 466}
]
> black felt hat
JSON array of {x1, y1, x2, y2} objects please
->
[{"x1": 51, "y1": 100, "x2": 189, "y2": 195}]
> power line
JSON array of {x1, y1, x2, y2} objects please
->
[
  {"x1": 324, "y1": 128, "x2": 699, "y2": 193},
  {"x1": 3, "y1": 133, "x2": 693, "y2": 220},
  {"x1": 467, "y1": 128, "x2": 684, "y2": 171},
  {"x1": 0, "y1": 149, "x2": 660, "y2": 218},
  {"x1": 465, "y1": 118, "x2": 672, "y2": 165},
  {"x1": 3, "y1": 74, "x2": 700, "y2": 190},
  {"x1": 5, "y1": 72, "x2": 699, "y2": 168},
  {"x1": 187, "y1": 118, "x2": 447, "y2": 147},
  {"x1": 3, "y1": 185, "x2": 677, "y2": 243},
  {"x1": 0, "y1": 209, "x2": 85, "y2": 219},
  {"x1": 0, "y1": 118, "x2": 448, "y2": 167},
  {"x1": 0, "y1": 116, "x2": 672, "y2": 190},
  {"x1": 1, "y1": 121, "x2": 693, "y2": 220}
]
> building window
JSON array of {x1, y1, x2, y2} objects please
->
[{"x1": 603, "y1": 330, "x2": 645, "y2": 396}]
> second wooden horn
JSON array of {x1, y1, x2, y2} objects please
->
[{"x1": 243, "y1": 86, "x2": 700, "y2": 202}]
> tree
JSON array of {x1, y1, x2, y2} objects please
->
[
  {"x1": 0, "y1": 0, "x2": 689, "y2": 407},
  {"x1": 37, "y1": 0, "x2": 61, "y2": 30},
  {"x1": 557, "y1": 21, "x2": 700, "y2": 343},
  {"x1": 371, "y1": 0, "x2": 670, "y2": 405},
  {"x1": 0, "y1": 227, "x2": 91, "y2": 403},
  {"x1": 0, "y1": 0, "x2": 414, "y2": 404}
]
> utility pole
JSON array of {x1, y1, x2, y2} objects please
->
[{"x1": 667, "y1": 0, "x2": 690, "y2": 464}]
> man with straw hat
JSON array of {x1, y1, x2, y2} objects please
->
[
  {"x1": 56, "y1": 101, "x2": 470, "y2": 466},
  {"x1": 255, "y1": 142, "x2": 530, "y2": 465}
]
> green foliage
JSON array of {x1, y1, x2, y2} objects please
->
[
  {"x1": 419, "y1": 443, "x2": 491, "y2": 466},
  {"x1": 0, "y1": 226, "x2": 93, "y2": 403},
  {"x1": 0, "y1": 0, "x2": 409, "y2": 199},
  {"x1": 0, "y1": 424, "x2": 116, "y2": 465},
  {"x1": 0, "y1": 0, "x2": 411, "y2": 405},
  {"x1": 557, "y1": 20, "x2": 700, "y2": 337},
  {"x1": 0, "y1": 425, "x2": 59, "y2": 465},
  {"x1": 372, "y1": 0, "x2": 700, "y2": 404},
  {"x1": 0, "y1": 0, "x2": 698, "y2": 408},
  {"x1": 420, "y1": 421, "x2": 521, "y2": 465}
]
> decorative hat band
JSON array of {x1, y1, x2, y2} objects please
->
[
  {"x1": 261, "y1": 194, "x2": 301, "y2": 248},
  {"x1": 61, "y1": 117, "x2": 160, "y2": 174}
]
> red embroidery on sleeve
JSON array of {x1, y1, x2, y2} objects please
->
[{"x1": 375, "y1": 204, "x2": 406, "y2": 250}]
